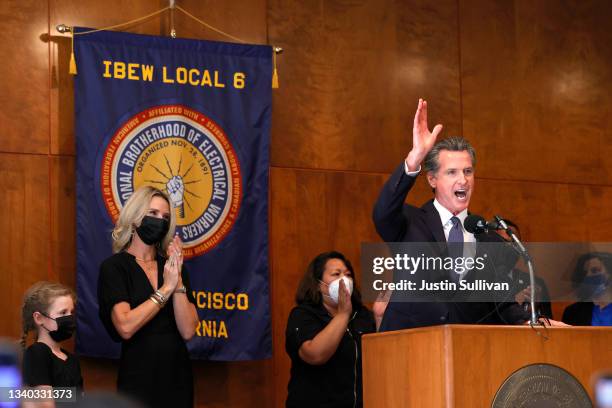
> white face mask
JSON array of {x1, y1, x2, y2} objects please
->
[{"x1": 320, "y1": 276, "x2": 353, "y2": 305}]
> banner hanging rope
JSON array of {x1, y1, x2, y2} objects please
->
[{"x1": 57, "y1": 4, "x2": 281, "y2": 87}]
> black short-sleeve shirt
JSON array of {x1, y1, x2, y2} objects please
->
[
  {"x1": 285, "y1": 302, "x2": 375, "y2": 408},
  {"x1": 97, "y1": 251, "x2": 196, "y2": 342},
  {"x1": 22, "y1": 342, "x2": 83, "y2": 388}
]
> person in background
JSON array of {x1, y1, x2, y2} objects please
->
[
  {"x1": 495, "y1": 219, "x2": 553, "y2": 319},
  {"x1": 97, "y1": 186, "x2": 198, "y2": 408},
  {"x1": 563, "y1": 252, "x2": 612, "y2": 326},
  {"x1": 21, "y1": 281, "x2": 83, "y2": 407},
  {"x1": 285, "y1": 251, "x2": 375, "y2": 408}
]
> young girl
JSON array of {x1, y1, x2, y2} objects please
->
[{"x1": 21, "y1": 281, "x2": 83, "y2": 403}]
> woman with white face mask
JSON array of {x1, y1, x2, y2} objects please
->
[{"x1": 285, "y1": 251, "x2": 375, "y2": 408}]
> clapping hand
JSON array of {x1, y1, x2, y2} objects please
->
[
  {"x1": 162, "y1": 235, "x2": 183, "y2": 295},
  {"x1": 167, "y1": 234, "x2": 184, "y2": 272},
  {"x1": 162, "y1": 253, "x2": 179, "y2": 295}
]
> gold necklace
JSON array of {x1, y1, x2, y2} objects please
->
[
  {"x1": 127, "y1": 250, "x2": 156, "y2": 263},
  {"x1": 134, "y1": 257, "x2": 157, "y2": 274},
  {"x1": 135, "y1": 257, "x2": 156, "y2": 263}
]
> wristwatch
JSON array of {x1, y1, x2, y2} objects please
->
[{"x1": 175, "y1": 285, "x2": 187, "y2": 294}]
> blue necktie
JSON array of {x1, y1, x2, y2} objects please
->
[{"x1": 448, "y1": 217, "x2": 464, "y2": 281}]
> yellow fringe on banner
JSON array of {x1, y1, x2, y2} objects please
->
[
  {"x1": 65, "y1": 6, "x2": 171, "y2": 75},
  {"x1": 69, "y1": 31, "x2": 77, "y2": 75},
  {"x1": 272, "y1": 47, "x2": 279, "y2": 89}
]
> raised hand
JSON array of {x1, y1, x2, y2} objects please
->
[
  {"x1": 406, "y1": 98, "x2": 444, "y2": 171},
  {"x1": 337, "y1": 279, "x2": 352, "y2": 317}
]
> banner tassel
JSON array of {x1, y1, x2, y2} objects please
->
[
  {"x1": 272, "y1": 47, "x2": 279, "y2": 89},
  {"x1": 69, "y1": 31, "x2": 77, "y2": 75}
]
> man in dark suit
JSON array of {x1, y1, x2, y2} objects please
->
[
  {"x1": 373, "y1": 99, "x2": 564, "y2": 331},
  {"x1": 496, "y1": 220, "x2": 553, "y2": 319}
]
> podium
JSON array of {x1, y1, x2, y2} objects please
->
[{"x1": 362, "y1": 325, "x2": 612, "y2": 407}]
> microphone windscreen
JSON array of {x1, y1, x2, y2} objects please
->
[{"x1": 464, "y1": 214, "x2": 486, "y2": 234}]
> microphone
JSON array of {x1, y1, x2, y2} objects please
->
[
  {"x1": 493, "y1": 215, "x2": 537, "y2": 325},
  {"x1": 465, "y1": 214, "x2": 539, "y2": 325},
  {"x1": 494, "y1": 215, "x2": 528, "y2": 258},
  {"x1": 464, "y1": 214, "x2": 500, "y2": 234}
]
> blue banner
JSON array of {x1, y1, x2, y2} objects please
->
[{"x1": 74, "y1": 29, "x2": 272, "y2": 360}]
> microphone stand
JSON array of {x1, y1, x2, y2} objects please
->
[{"x1": 494, "y1": 216, "x2": 538, "y2": 326}]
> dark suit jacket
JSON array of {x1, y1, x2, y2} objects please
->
[
  {"x1": 562, "y1": 302, "x2": 594, "y2": 326},
  {"x1": 373, "y1": 163, "x2": 524, "y2": 331},
  {"x1": 507, "y1": 268, "x2": 553, "y2": 319}
]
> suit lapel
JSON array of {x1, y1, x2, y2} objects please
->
[{"x1": 422, "y1": 200, "x2": 446, "y2": 243}]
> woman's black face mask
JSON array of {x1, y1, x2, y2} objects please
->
[{"x1": 136, "y1": 216, "x2": 169, "y2": 245}]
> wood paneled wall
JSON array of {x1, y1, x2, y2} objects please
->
[{"x1": 1, "y1": 1, "x2": 611, "y2": 407}]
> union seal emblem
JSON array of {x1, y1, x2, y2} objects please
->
[{"x1": 100, "y1": 104, "x2": 241, "y2": 258}]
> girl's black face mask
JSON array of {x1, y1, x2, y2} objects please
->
[
  {"x1": 136, "y1": 216, "x2": 169, "y2": 245},
  {"x1": 41, "y1": 313, "x2": 76, "y2": 342}
]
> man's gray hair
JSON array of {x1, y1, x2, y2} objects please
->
[{"x1": 423, "y1": 136, "x2": 476, "y2": 174}]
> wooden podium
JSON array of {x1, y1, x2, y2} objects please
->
[{"x1": 362, "y1": 325, "x2": 612, "y2": 407}]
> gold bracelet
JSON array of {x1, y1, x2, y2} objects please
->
[
  {"x1": 154, "y1": 290, "x2": 167, "y2": 303},
  {"x1": 151, "y1": 292, "x2": 166, "y2": 307},
  {"x1": 149, "y1": 295, "x2": 162, "y2": 308}
]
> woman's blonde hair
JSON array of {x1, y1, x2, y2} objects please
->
[
  {"x1": 21, "y1": 281, "x2": 76, "y2": 348},
  {"x1": 111, "y1": 186, "x2": 176, "y2": 253}
]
